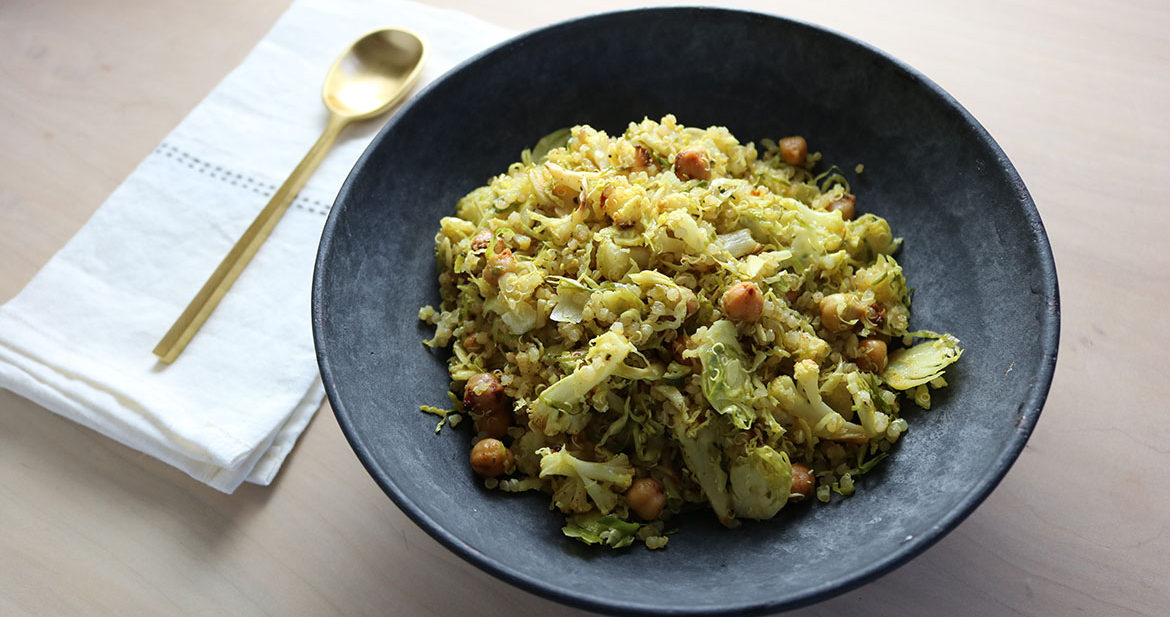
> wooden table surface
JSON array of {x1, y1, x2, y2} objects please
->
[{"x1": 2, "y1": 1, "x2": 1166, "y2": 615}]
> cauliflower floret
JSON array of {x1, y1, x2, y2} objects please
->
[
  {"x1": 845, "y1": 372, "x2": 890, "y2": 438},
  {"x1": 538, "y1": 448, "x2": 634, "y2": 515},
  {"x1": 770, "y1": 360, "x2": 869, "y2": 443}
]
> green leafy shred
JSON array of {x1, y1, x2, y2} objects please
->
[
  {"x1": 562, "y1": 514, "x2": 642, "y2": 548},
  {"x1": 530, "y1": 127, "x2": 571, "y2": 162},
  {"x1": 857, "y1": 452, "x2": 889, "y2": 475},
  {"x1": 883, "y1": 332, "x2": 963, "y2": 390},
  {"x1": 694, "y1": 320, "x2": 758, "y2": 430},
  {"x1": 419, "y1": 405, "x2": 460, "y2": 434}
]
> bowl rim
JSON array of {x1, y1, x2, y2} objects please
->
[{"x1": 312, "y1": 6, "x2": 1061, "y2": 615}]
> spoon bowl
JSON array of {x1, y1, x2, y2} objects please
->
[{"x1": 324, "y1": 28, "x2": 428, "y2": 120}]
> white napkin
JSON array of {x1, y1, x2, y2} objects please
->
[{"x1": 0, "y1": 0, "x2": 513, "y2": 493}]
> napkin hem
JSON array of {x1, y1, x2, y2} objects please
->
[
  {"x1": 0, "y1": 309, "x2": 257, "y2": 468},
  {"x1": 0, "y1": 343, "x2": 240, "y2": 489},
  {"x1": 0, "y1": 336, "x2": 324, "y2": 493},
  {"x1": 245, "y1": 375, "x2": 325, "y2": 486}
]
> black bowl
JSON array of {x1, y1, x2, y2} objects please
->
[{"x1": 312, "y1": 7, "x2": 1059, "y2": 616}]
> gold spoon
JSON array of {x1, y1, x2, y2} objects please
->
[{"x1": 154, "y1": 28, "x2": 427, "y2": 364}]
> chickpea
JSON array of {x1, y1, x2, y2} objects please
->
[
  {"x1": 463, "y1": 374, "x2": 513, "y2": 439},
  {"x1": 568, "y1": 435, "x2": 598, "y2": 461},
  {"x1": 673, "y1": 148, "x2": 711, "y2": 181},
  {"x1": 790, "y1": 462, "x2": 815, "y2": 502},
  {"x1": 483, "y1": 247, "x2": 516, "y2": 286},
  {"x1": 475, "y1": 408, "x2": 513, "y2": 439},
  {"x1": 469, "y1": 438, "x2": 514, "y2": 478},
  {"x1": 779, "y1": 136, "x2": 808, "y2": 166},
  {"x1": 463, "y1": 373, "x2": 507, "y2": 415},
  {"x1": 856, "y1": 338, "x2": 888, "y2": 373},
  {"x1": 819, "y1": 293, "x2": 864, "y2": 333},
  {"x1": 626, "y1": 477, "x2": 667, "y2": 520},
  {"x1": 721, "y1": 282, "x2": 764, "y2": 322},
  {"x1": 826, "y1": 194, "x2": 856, "y2": 220}
]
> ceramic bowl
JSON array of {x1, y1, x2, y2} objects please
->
[{"x1": 313, "y1": 8, "x2": 1059, "y2": 615}]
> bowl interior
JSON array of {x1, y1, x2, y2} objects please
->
[{"x1": 313, "y1": 8, "x2": 1058, "y2": 616}]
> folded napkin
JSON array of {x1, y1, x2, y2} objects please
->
[{"x1": 0, "y1": 0, "x2": 513, "y2": 492}]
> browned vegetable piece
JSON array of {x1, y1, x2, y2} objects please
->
[
  {"x1": 680, "y1": 287, "x2": 699, "y2": 317},
  {"x1": 469, "y1": 229, "x2": 494, "y2": 251},
  {"x1": 469, "y1": 438, "x2": 514, "y2": 478},
  {"x1": 826, "y1": 194, "x2": 856, "y2": 220},
  {"x1": 633, "y1": 145, "x2": 653, "y2": 170},
  {"x1": 865, "y1": 303, "x2": 886, "y2": 329},
  {"x1": 673, "y1": 148, "x2": 711, "y2": 181},
  {"x1": 790, "y1": 462, "x2": 815, "y2": 502},
  {"x1": 721, "y1": 282, "x2": 764, "y2": 323},
  {"x1": 626, "y1": 477, "x2": 667, "y2": 520},
  {"x1": 779, "y1": 136, "x2": 808, "y2": 166},
  {"x1": 483, "y1": 247, "x2": 516, "y2": 285},
  {"x1": 819, "y1": 293, "x2": 864, "y2": 333},
  {"x1": 672, "y1": 334, "x2": 692, "y2": 366},
  {"x1": 856, "y1": 338, "x2": 888, "y2": 373}
]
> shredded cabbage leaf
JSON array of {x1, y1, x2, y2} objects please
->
[{"x1": 883, "y1": 332, "x2": 963, "y2": 390}]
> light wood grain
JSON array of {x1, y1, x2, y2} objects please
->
[{"x1": 2, "y1": 1, "x2": 1167, "y2": 616}]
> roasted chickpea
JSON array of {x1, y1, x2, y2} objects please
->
[
  {"x1": 826, "y1": 194, "x2": 856, "y2": 220},
  {"x1": 856, "y1": 338, "x2": 888, "y2": 373},
  {"x1": 779, "y1": 136, "x2": 808, "y2": 166},
  {"x1": 568, "y1": 435, "x2": 598, "y2": 461},
  {"x1": 463, "y1": 373, "x2": 507, "y2": 414},
  {"x1": 626, "y1": 477, "x2": 667, "y2": 520},
  {"x1": 819, "y1": 293, "x2": 864, "y2": 333},
  {"x1": 469, "y1": 438, "x2": 514, "y2": 478},
  {"x1": 475, "y1": 408, "x2": 512, "y2": 439},
  {"x1": 463, "y1": 373, "x2": 513, "y2": 439},
  {"x1": 483, "y1": 247, "x2": 516, "y2": 286},
  {"x1": 673, "y1": 148, "x2": 711, "y2": 181},
  {"x1": 790, "y1": 462, "x2": 815, "y2": 502},
  {"x1": 721, "y1": 282, "x2": 764, "y2": 322}
]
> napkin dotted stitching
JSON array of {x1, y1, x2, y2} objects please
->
[{"x1": 155, "y1": 143, "x2": 332, "y2": 216}]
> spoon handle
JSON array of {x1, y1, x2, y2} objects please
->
[{"x1": 153, "y1": 114, "x2": 349, "y2": 364}]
